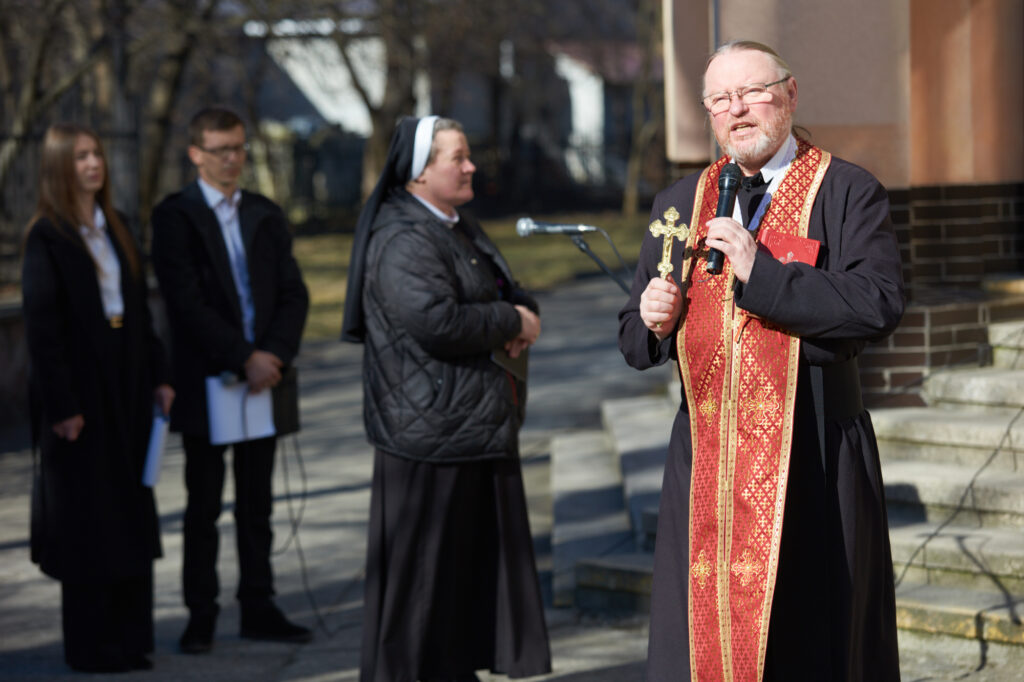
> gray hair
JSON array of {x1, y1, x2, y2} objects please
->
[{"x1": 703, "y1": 40, "x2": 793, "y2": 95}]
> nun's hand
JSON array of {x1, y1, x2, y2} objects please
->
[
  {"x1": 53, "y1": 415, "x2": 84, "y2": 442},
  {"x1": 154, "y1": 384, "x2": 175, "y2": 417}
]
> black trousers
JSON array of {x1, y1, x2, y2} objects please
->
[
  {"x1": 61, "y1": 570, "x2": 153, "y2": 670},
  {"x1": 181, "y1": 434, "x2": 277, "y2": 615}
]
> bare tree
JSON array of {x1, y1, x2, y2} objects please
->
[{"x1": 622, "y1": 0, "x2": 662, "y2": 218}]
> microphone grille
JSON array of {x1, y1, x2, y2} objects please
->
[
  {"x1": 515, "y1": 217, "x2": 532, "y2": 237},
  {"x1": 719, "y1": 163, "x2": 743, "y2": 188}
]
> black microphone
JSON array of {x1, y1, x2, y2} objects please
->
[
  {"x1": 516, "y1": 217, "x2": 599, "y2": 237},
  {"x1": 706, "y1": 163, "x2": 743, "y2": 275}
]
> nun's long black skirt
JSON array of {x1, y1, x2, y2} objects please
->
[{"x1": 360, "y1": 450, "x2": 551, "y2": 682}]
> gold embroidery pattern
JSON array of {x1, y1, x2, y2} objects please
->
[
  {"x1": 691, "y1": 549, "x2": 713, "y2": 589},
  {"x1": 699, "y1": 395, "x2": 718, "y2": 424},
  {"x1": 731, "y1": 548, "x2": 764, "y2": 588},
  {"x1": 742, "y1": 384, "x2": 781, "y2": 428}
]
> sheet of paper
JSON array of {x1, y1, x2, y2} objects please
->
[
  {"x1": 205, "y1": 376, "x2": 276, "y2": 445},
  {"x1": 142, "y1": 413, "x2": 170, "y2": 487}
]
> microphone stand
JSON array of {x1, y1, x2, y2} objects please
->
[{"x1": 569, "y1": 234, "x2": 631, "y2": 295}]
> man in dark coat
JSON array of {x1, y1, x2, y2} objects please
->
[
  {"x1": 619, "y1": 42, "x2": 904, "y2": 681},
  {"x1": 343, "y1": 116, "x2": 551, "y2": 682},
  {"x1": 151, "y1": 107, "x2": 310, "y2": 654}
]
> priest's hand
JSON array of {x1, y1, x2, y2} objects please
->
[
  {"x1": 640, "y1": 273, "x2": 682, "y2": 340},
  {"x1": 706, "y1": 217, "x2": 757, "y2": 283},
  {"x1": 53, "y1": 414, "x2": 84, "y2": 442}
]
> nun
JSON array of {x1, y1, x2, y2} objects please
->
[{"x1": 343, "y1": 116, "x2": 551, "y2": 682}]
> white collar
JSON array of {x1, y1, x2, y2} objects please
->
[
  {"x1": 198, "y1": 177, "x2": 241, "y2": 210},
  {"x1": 411, "y1": 193, "x2": 459, "y2": 226},
  {"x1": 79, "y1": 204, "x2": 106, "y2": 234}
]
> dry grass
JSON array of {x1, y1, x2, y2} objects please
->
[{"x1": 295, "y1": 210, "x2": 648, "y2": 340}]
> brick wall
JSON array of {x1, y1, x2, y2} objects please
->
[
  {"x1": 905, "y1": 183, "x2": 1024, "y2": 295},
  {"x1": 861, "y1": 293, "x2": 1024, "y2": 407}
]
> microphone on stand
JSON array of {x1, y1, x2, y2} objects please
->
[
  {"x1": 706, "y1": 163, "x2": 743, "y2": 275},
  {"x1": 516, "y1": 217, "x2": 599, "y2": 237}
]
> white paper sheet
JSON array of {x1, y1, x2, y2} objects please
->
[
  {"x1": 142, "y1": 413, "x2": 170, "y2": 487},
  {"x1": 205, "y1": 376, "x2": 276, "y2": 445}
]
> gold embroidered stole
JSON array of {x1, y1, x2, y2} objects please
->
[{"x1": 676, "y1": 140, "x2": 831, "y2": 682}]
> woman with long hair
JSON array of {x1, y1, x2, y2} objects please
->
[{"x1": 21, "y1": 123, "x2": 174, "y2": 672}]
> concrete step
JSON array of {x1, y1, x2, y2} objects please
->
[
  {"x1": 991, "y1": 320, "x2": 1024, "y2": 369},
  {"x1": 895, "y1": 582, "x2": 1024, "y2": 648},
  {"x1": 921, "y1": 367, "x2": 1024, "y2": 409},
  {"x1": 600, "y1": 396, "x2": 674, "y2": 549},
  {"x1": 551, "y1": 430, "x2": 633, "y2": 607},
  {"x1": 872, "y1": 406, "x2": 1024, "y2": 471},
  {"x1": 889, "y1": 520, "x2": 1024, "y2": 595},
  {"x1": 883, "y1": 460, "x2": 1024, "y2": 528},
  {"x1": 575, "y1": 549, "x2": 1024, "y2": 655},
  {"x1": 574, "y1": 552, "x2": 654, "y2": 615}
]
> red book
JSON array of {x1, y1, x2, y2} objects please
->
[{"x1": 757, "y1": 228, "x2": 820, "y2": 266}]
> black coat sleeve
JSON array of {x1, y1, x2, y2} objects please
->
[
  {"x1": 21, "y1": 224, "x2": 81, "y2": 422},
  {"x1": 734, "y1": 163, "x2": 905, "y2": 345},
  {"x1": 150, "y1": 201, "x2": 255, "y2": 371},
  {"x1": 253, "y1": 210, "x2": 308, "y2": 366},
  {"x1": 375, "y1": 227, "x2": 521, "y2": 359}
]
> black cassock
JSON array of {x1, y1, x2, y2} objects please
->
[{"x1": 619, "y1": 156, "x2": 904, "y2": 681}]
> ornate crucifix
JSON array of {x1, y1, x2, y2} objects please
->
[{"x1": 648, "y1": 206, "x2": 688, "y2": 279}]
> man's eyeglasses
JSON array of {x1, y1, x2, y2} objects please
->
[
  {"x1": 701, "y1": 77, "x2": 791, "y2": 115},
  {"x1": 196, "y1": 143, "x2": 249, "y2": 159}
]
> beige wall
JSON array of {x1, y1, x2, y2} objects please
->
[{"x1": 663, "y1": 0, "x2": 1024, "y2": 189}]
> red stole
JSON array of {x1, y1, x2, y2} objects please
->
[{"x1": 674, "y1": 139, "x2": 831, "y2": 682}]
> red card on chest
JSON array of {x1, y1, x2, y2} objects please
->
[{"x1": 757, "y1": 228, "x2": 820, "y2": 266}]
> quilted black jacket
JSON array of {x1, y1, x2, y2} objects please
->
[{"x1": 360, "y1": 189, "x2": 539, "y2": 462}]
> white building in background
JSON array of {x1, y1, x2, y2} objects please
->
[
  {"x1": 244, "y1": 19, "x2": 430, "y2": 137},
  {"x1": 553, "y1": 52, "x2": 605, "y2": 185}
]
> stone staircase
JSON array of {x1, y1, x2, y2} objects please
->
[{"x1": 551, "y1": 319, "x2": 1024, "y2": 664}]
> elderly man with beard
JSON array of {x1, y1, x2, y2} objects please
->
[{"x1": 619, "y1": 41, "x2": 904, "y2": 681}]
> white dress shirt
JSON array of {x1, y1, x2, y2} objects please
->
[
  {"x1": 79, "y1": 205, "x2": 124, "y2": 321},
  {"x1": 198, "y1": 178, "x2": 255, "y2": 342}
]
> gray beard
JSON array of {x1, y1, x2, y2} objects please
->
[{"x1": 722, "y1": 111, "x2": 792, "y2": 168}]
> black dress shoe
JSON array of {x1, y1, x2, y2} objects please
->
[
  {"x1": 179, "y1": 610, "x2": 217, "y2": 654},
  {"x1": 240, "y1": 603, "x2": 313, "y2": 643}
]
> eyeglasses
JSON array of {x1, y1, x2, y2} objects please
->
[
  {"x1": 701, "y1": 77, "x2": 791, "y2": 115},
  {"x1": 196, "y1": 143, "x2": 249, "y2": 159}
]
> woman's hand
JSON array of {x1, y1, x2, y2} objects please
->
[
  {"x1": 154, "y1": 384, "x2": 175, "y2": 417},
  {"x1": 53, "y1": 415, "x2": 84, "y2": 441}
]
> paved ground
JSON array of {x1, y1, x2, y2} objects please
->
[{"x1": 1, "y1": 276, "x2": 1019, "y2": 681}]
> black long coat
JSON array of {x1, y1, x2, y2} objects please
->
[
  {"x1": 150, "y1": 183, "x2": 308, "y2": 437},
  {"x1": 22, "y1": 216, "x2": 168, "y2": 581},
  {"x1": 619, "y1": 157, "x2": 905, "y2": 681}
]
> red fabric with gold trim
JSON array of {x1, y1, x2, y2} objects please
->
[{"x1": 676, "y1": 139, "x2": 831, "y2": 681}]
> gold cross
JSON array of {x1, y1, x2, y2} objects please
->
[
  {"x1": 691, "y1": 549, "x2": 713, "y2": 589},
  {"x1": 731, "y1": 548, "x2": 763, "y2": 588},
  {"x1": 648, "y1": 206, "x2": 689, "y2": 279}
]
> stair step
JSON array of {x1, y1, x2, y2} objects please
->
[
  {"x1": 889, "y1": 521, "x2": 1024, "y2": 594},
  {"x1": 991, "y1": 320, "x2": 1024, "y2": 369},
  {"x1": 883, "y1": 460, "x2": 1024, "y2": 528},
  {"x1": 574, "y1": 552, "x2": 654, "y2": 615},
  {"x1": 551, "y1": 430, "x2": 633, "y2": 607},
  {"x1": 601, "y1": 397, "x2": 673, "y2": 547},
  {"x1": 895, "y1": 582, "x2": 1024, "y2": 647},
  {"x1": 872, "y1": 406, "x2": 1024, "y2": 471},
  {"x1": 922, "y1": 367, "x2": 1024, "y2": 408}
]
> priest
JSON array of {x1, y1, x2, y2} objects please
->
[{"x1": 619, "y1": 41, "x2": 904, "y2": 682}]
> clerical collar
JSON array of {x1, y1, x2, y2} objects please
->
[{"x1": 411, "y1": 193, "x2": 460, "y2": 226}]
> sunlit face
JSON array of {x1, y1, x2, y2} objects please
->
[
  {"x1": 73, "y1": 134, "x2": 105, "y2": 199},
  {"x1": 703, "y1": 49, "x2": 797, "y2": 175},
  {"x1": 413, "y1": 130, "x2": 476, "y2": 215},
  {"x1": 188, "y1": 125, "x2": 247, "y2": 194}
]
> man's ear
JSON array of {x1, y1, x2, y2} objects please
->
[{"x1": 187, "y1": 145, "x2": 203, "y2": 167}]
